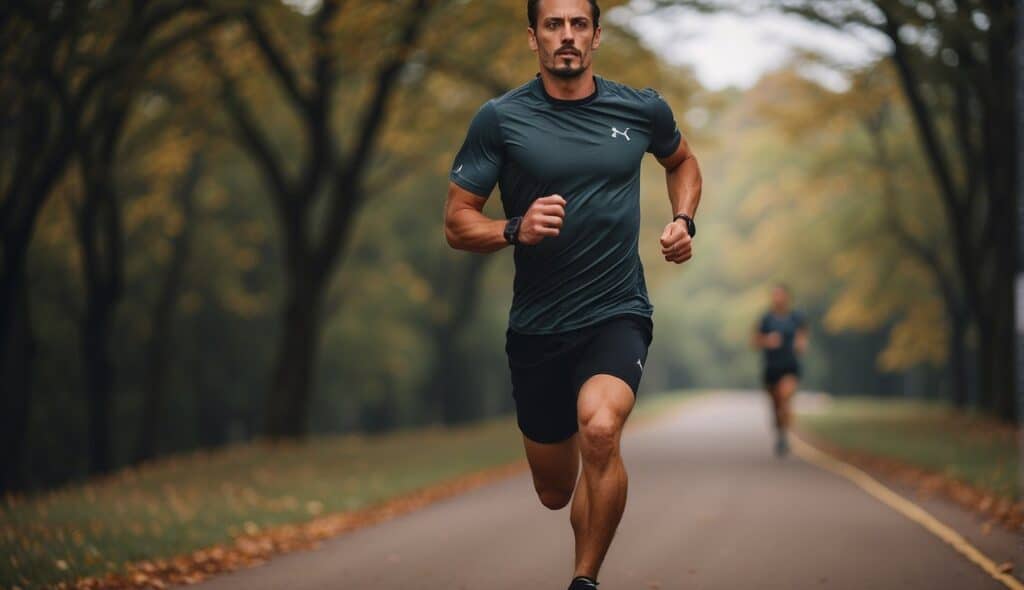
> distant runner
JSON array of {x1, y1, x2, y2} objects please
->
[
  {"x1": 443, "y1": 0, "x2": 702, "y2": 587},
  {"x1": 752, "y1": 285, "x2": 808, "y2": 457}
]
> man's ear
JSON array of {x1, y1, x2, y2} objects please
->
[
  {"x1": 592, "y1": 26, "x2": 601, "y2": 50},
  {"x1": 527, "y1": 27, "x2": 538, "y2": 52}
]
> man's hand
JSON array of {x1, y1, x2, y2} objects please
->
[
  {"x1": 763, "y1": 332, "x2": 783, "y2": 349},
  {"x1": 519, "y1": 194, "x2": 566, "y2": 245},
  {"x1": 660, "y1": 219, "x2": 693, "y2": 264},
  {"x1": 794, "y1": 330, "x2": 808, "y2": 355}
]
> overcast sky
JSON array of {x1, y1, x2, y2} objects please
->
[
  {"x1": 609, "y1": 4, "x2": 892, "y2": 91},
  {"x1": 282, "y1": 0, "x2": 891, "y2": 91}
]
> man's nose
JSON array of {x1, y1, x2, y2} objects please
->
[{"x1": 561, "y1": 22, "x2": 575, "y2": 43}]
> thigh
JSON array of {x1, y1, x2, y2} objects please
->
[
  {"x1": 523, "y1": 434, "x2": 579, "y2": 493},
  {"x1": 777, "y1": 373, "x2": 799, "y2": 398}
]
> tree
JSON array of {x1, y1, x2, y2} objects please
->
[
  {"x1": 135, "y1": 150, "x2": 204, "y2": 463},
  {"x1": 0, "y1": 0, "x2": 227, "y2": 488},
  {"x1": 201, "y1": 0, "x2": 439, "y2": 438},
  {"x1": 654, "y1": 0, "x2": 1018, "y2": 420}
]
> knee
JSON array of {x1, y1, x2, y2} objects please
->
[
  {"x1": 536, "y1": 487, "x2": 573, "y2": 510},
  {"x1": 579, "y1": 412, "x2": 620, "y2": 466}
]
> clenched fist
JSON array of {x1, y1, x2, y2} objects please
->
[
  {"x1": 763, "y1": 332, "x2": 783, "y2": 349},
  {"x1": 660, "y1": 219, "x2": 693, "y2": 264},
  {"x1": 518, "y1": 194, "x2": 566, "y2": 245}
]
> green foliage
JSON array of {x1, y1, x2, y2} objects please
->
[
  {"x1": 18, "y1": 0, "x2": 981, "y2": 490},
  {"x1": 800, "y1": 397, "x2": 1020, "y2": 500}
]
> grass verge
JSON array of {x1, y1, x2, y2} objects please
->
[
  {"x1": 1, "y1": 390, "x2": 695, "y2": 589},
  {"x1": 798, "y1": 396, "x2": 1019, "y2": 502}
]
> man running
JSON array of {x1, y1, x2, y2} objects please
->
[
  {"x1": 752, "y1": 284, "x2": 808, "y2": 457},
  {"x1": 444, "y1": 1, "x2": 701, "y2": 587}
]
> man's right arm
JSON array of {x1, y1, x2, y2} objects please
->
[
  {"x1": 751, "y1": 326, "x2": 766, "y2": 350},
  {"x1": 444, "y1": 182, "x2": 509, "y2": 253},
  {"x1": 751, "y1": 317, "x2": 781, "y2": 350},
  {"x1": 444, "y1": 182, "x2": 566, "y2": 253}
]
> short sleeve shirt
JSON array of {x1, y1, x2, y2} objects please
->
[
  {"x1": 759, "y1": 311, "x2": 806, "y2": 369},
  {"x1": 450, "y1": 75, "x2": 683, "y2": 335}
]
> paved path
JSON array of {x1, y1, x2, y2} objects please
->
[{"x1": 190, "y1": 392, "x2": 1022, "y2": 589}]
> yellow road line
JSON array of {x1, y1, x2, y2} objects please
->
[{"x1": 790, "y1": 435, "x2": 1023, "y2": 590}]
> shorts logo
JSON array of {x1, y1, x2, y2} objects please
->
[{"x1": 611, "y1": 127, "x2": 631, "y2": 141}]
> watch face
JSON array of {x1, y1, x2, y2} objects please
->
[{"x1": 505, "y1": 217, "x2": 521, "y2": 244}]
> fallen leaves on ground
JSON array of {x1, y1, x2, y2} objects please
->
[
  {"x1": 64, "y1": 461, "x2": 526, "y2": 589},
  {"x1": 799, "y1": 431, "x2": 1024, "y2": 532}
]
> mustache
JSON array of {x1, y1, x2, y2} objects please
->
[{"x1": 555, "y1": 47, "x2": 581, "y2": 57}]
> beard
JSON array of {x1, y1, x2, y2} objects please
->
[{"x1": 546, "y1": 50, "x2": 587, "y2": 78}]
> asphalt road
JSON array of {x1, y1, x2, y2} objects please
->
[{"x1": 189, "y1": 392, "x2": 1023, "y2": 590}]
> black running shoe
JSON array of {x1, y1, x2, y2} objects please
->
[{"x1": 568, "y1": 576, "x2": 599, "y2": 589}]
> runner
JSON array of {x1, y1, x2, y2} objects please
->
[
  {"x1": 443, "y1": 1, "x2": 702, "y2": 587},
  {"x1": 752, "y1": 284, "x2": 808, "y2": 457}
]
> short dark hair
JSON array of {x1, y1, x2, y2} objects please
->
[{"x1": 528, "y1": 0, "x2": 600, "y2": 30}]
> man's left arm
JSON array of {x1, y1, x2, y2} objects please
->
[
  {"x1": 794, "y1": 313, "x2": 809, "y2": 355},
  {"x1": 657, "y1": 136, "x2": 702, "y2": 264}
]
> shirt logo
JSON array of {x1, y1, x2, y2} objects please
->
[
  {"x1": 636, "y1": 358, "x2": 644, "y2": 372},
  {"x1": 453, "y1": 164, "x2": 464, "y2": 174},
  {"x1": 611, "y1": 127, "x2": 631, "y2": 141}
]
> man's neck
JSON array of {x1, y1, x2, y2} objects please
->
[{"x1": 538, "y1": 68, "x2": 596, "y2": 101}]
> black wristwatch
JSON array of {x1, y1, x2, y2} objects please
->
[
  {"x1": 673, "y1": 213, "x2": 696, "y2": 238},
  {"x1": 504, "y1": 216, "x2": 523, "y2": 245}
]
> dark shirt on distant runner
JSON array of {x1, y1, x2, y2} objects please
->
[{"x1": 759, "y1": 311, "x2": 805, "y2": 369}]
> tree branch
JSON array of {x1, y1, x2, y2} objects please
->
[
  {"x1": 244, "y1": 9, "x2": 309, "y2": 111},
  {"x1": 314, "y1": 0, "x2": 437, "y2": 281},
  {"x1": 200, "y1": 47, "x2": 295, "y2": 228}
]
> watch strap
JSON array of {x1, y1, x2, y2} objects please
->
[
  {"x1": 504, "y1": 216, "x2": 523, "y2": 245},
  {"x1": 673, "y1": 213, "x2": 696, "y2": 238}
]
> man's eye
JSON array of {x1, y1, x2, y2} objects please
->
[{"x1": 546, "y1": 22, "x2": 558, "y2": 29}]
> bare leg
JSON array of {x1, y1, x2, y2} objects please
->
[
  {"x1": 776, "y1": 375, "x2": 798, "y2": 430},
  {"x1": 572, "y1": 375, "x2": 635, "y2": 580},
  {"x1": 523, "y1": 435, "x2": 579, "y2": 510},
  {"x1": 768, "y1": 383, "x2": 784, "y2": 433},
  {"x1": 570, "y1": 465, "x2": 589, "y2": 570}
]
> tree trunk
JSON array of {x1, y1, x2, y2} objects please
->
[
  {"x1": 191, "y1": 305, "x2": 228, "y2": 449},
  {"x1": 264, "y1": 279, "x2": 323, "y2": 438},
  {"x1": 0, "y1": 121, "x2": 74, "y2": 492},
  {"x1": 135, "y1": 154, "x2": 202, "y2": 463},
  {"x1": 427, "y1": 255, "x2": 490, "y2": 425},
  {"x1": 948, "y1": 305, "x2": 971, "y2": 408},
  {"x1": 82, "y1": 285, "x2": 115, "y2": 475},
  {"x1": 76, "y1": 166, "x2": 124, "y2": 475},
  {"x1": 979, "y1": 267, "x2": 1017, "y2": 422},
  {"x1": 1016, "y1": 0, "x2": 1024, "y2": 496},
  {"x1": 0, "y1": 277, "x2": 35, "y2": 492}
]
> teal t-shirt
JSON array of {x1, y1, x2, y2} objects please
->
[
  {"x1": 759, "y1": 311, "x2": 807, "y2": 369},
  {"x1": 450, "y1": 75, "x2": 682, "y2": 335}
]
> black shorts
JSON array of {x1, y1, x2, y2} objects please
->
[
  {"x1": 505, "y1": 314, "x2": 653, "y2": 444},
  {"x1": 763, "y1": 365, "x2": 801, "y2": 387}
]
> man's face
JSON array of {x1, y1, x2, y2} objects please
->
[
  {"x1": 771, "y1": 287, "x2": 790, "y2": 311},
  {"x1": 528, "y1": 0, "x2": 601, "y2": 79}
]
